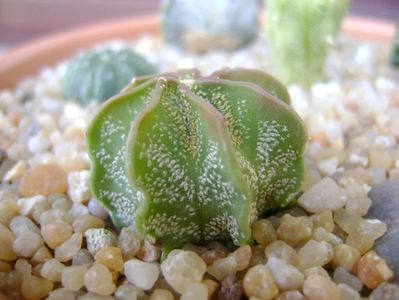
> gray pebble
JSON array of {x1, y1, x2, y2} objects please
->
[
  {"x1": 369, "y1": 283, "x2": 399, "y2": 300},
  {"x1": 368, "y1": 180, "x2": 399, "y2": 283},
  {"x1": 368, "y1": 180, "x2": 399, "y2": 228}
]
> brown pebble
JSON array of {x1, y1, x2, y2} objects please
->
[
  {"x1": 217, "y1": 275, "x2": 243, "y2": 300},
  {"x1": 357, "y1": 251, "x2": 394, "y2": 289},
  {"x1": 201, "y1": 249, "x2": 227, "y2": 266},
  {"x1": 19, "y1": 163, "x2": 67, "y2": 197}
]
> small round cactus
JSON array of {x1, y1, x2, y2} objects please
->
[
  {"x1": 87, "y1": 68, "x2": 307, "y2": 250},
  {"x1": 63, "y1": 48, "x2": 157, "y2": 104},
  {"x1": 162, "y1": 0, "x2": 260, "y2": 52}
]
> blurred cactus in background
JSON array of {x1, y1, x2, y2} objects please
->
[
  {"x1": 265, "y1": 0, "x2": 350, "y2": 87},
  {"x1": 162, "y1": 0, "x2": 260, "y2": 53},
  {"x1": 391, "y1": 22, "x2": 399, "y2": 67},
  {"x1": 63, "y1": 48, "x2": 157, "y2": 105}
]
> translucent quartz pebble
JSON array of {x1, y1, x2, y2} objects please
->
[
  {"x1": 62, "y1": 265, "x2": 86, "y2": 291},
  {"x1": 73, "y1": 214, "x2": 105, "y2": 234},
  {"x1": 332, "y1": 267, "x2": 363, "y2": 292},
  {"x1": 277, "y1": 214, "x2": 313, "y2": 247},
  {"x1": 21, "y1": 275, "x2": 54, "y2": 300},
  {"x1": 13, "y1": 230, "x2": 43, "y2": 257},
  {"x1": 297, "y1": 240, "x2": 333, "y2": 270},
  {"x1": 0, "y1": 223, "x2": 17, "y2": 261},
  {"x1": 88, "y1": 198, "x2": 108, "y2": 219},
  {"x1": 338, "y1": 283, "x2": 360, "y2": 300},
  {"x1": 54, "y1": 232, "x2": 82, "y2": 262},
  {"x1": 266, "y1": 257, "x2": 304, "y2": 290},
  {"x1": 77, "y1": 292, "x2": 114, "y2": 300},
  {"x1": 276, "y1": 290, "x2": 305, "y2": 300},
  {"x1": 252, "y1": 219, "x2": 277, "y2": 245},
  {"x1": 264, "y1": 240, "x2": 298, "y2": 266},
  {"x1": 368, "y1": 180, "x2": 399, "y2": 283},
  {"x1": 243, "y1": 265, "x2": 278, "y2": 299},
  {"x1": 331, "y1": 244, "x2": 360, "y2": 273},
  {"x1": 19, "y1": 163, "x2": 67, "y2": 197},
  {"x1": 298, "y1": 177, "x2": 347, "y2": 213},
  {"x1": 84, "y1": 263, "x2": 116, "y2": 295},
  {"x1": 124, "y1": 259, "x2": 160, "y2": 290},
  {"x1": 160, "y1": 249, "x2": 206, "y2": 294},
  {"x1": 41, "y1": 219, "x2": 73, "y2": 249},
  {"x1": 40, "y1": 258, "x2": 65, "y2": 282},
  {"x1": 95, "y1": 246, "x2": 124, "y2": 272},
  {"x1": 115, "y1": 283, "x2": 145, "y2": 300},
  {"x1": 10, "y1": 215, "x2": 40, "y2": 236},
  {"x1": 357, "y1": 218, "x2": 387, "y2": 240},
  {"x1": 181, "y1": 282, "x2": 208, "y2": 300},
  {"x1": 118, "y1": 227, "x2": 142, "y2": 260},
  {"x1": 230, "y1": 245, "x2": 251, "y2": 271},
  {"x1": 72, "y1": 249, "x2": 93, "y2": 266},
  {"x1": 149, "y1": 288, "x2": 175, "y2": 300},
  {"x1": 67, "y1": 170, "x2": 92, "y2": 203},
  {"x1": 207, "y1": 256, "x2": 237, "y2": 280},
  {"x1": 47, "y1": 288, "x2": 75, "y2": 300},
  {"x1": 302, "y1": 275, "x2": 340, "y2": 300}
]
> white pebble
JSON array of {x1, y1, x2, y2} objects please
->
[
  {"x1": 266, "y1": 257, "x2": 304, "y2": 290},
  {"x1": 161, "y1": 249, "x2": 206, "y2": 294},
  {"x1": 124, "y1": 259, "x2": 160, "y2": 290},
  {"x1": 2, "y1": 160, "x2": 26, "y2": 182},
  {"x1": 17, "y1": 195, "x2": 48, "y2": 217},
  {"x1": 67, "y1": 171, "x2": 92, "y2": 203},
  {"x1": 181, "y1": 282, "x2": 208, "y2": 300},
  {"x1": 68, "y1": 202, "x2": 89, "y2": 221},
  {"x1": 298, "y1": 177, "x2": 347, "y2": 213},
  {"x1": 10, "y1": 215, "x2": 40, "y2": 235},
  {"x1": 13, "y1": 231, "x2": 43, "y2": 257},
  {"x1": 55, "y1": 232, "x2": 83, "y2": 262},
  {"x1": 88, "y1": 198, "x2": 108, "y2": 219},
  {"x1": 28, "y1": 132, "x2": 51, "y2": 153}
]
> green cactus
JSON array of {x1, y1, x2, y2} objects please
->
[
  {"x1": 265, "y1": 0, "x2": 350, "y2": 86},
  {"x1": 391, "y1": 22, "x2": 399, "y2": 68},
  {"x1": 87, "y1": 68, "x2": 307, "y2": 250},
  {"x1": 162, "y1": 0, "x2": 260, "y2": 52},
  {"x1": 63, "y1": 48, "x2": 157, "y2": 105}
]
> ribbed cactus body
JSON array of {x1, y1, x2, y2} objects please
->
[
  {"x1": 87, "y1": 69, "x2": 307, "y2": 249},
  {"x1": 162, "y1": 0, "x2": 260, "y2": 52},
  {"x1": 63, "y1": 48, "x2": 156, "y2": 104},
  {"x1": 265, "y1": 0, "x2": 350, "y2": 86}
]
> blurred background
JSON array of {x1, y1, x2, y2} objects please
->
[{"x1": 0, "y1": 0, "x2": 398, "y2": 51}]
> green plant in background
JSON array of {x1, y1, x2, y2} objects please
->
[
  {"x1": 87, "y1": 68, "x2": 307, "y2": 250},
  {"x1": 265, "y1": 0, "x2": 350, "y2": 86},
  {"x1": 391, "y1": 22, "x2": 399, "y2": 67},
  {"x1": 63, "y1": 48, "x2": 157, "y2": 105},
  {"x1": 162, "y1": 0, "x2": 260, "y2": 53}
]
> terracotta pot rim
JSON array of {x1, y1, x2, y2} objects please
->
[{"x1": 0, "y1": 14, "x2": 395, "y2": 90}]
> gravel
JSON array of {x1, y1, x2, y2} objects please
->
[{"x1": 0, "y1": 33, "x2": 398, "y2": 298}]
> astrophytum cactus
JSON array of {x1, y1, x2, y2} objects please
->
[
  {"x1": 87, "y1": 68, "x2": 307, "y2": 250},
  {"x1": 265, "y1": 0, "x2": 350, "y2": 86},
  {"x1": 163, "y1": 0, "x2": 260, "y2": 52},
  {"x1": 63, "y1": 48, "x2": 157, "y2": 104}
]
